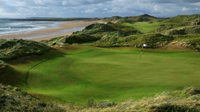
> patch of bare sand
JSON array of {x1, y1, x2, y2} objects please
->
[{"x1": 0, "y1": 20, "x2": 104, "y2": 42}]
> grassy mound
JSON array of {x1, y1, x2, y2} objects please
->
[
  {"x1": 83, "y1": 87, "x2": 200, "y2": 111},
  {"x1": 0, "y1": 39, "x2": 49, "y2": 60},
  {"x1": 103, "y1": 16, "x2": 122, "y2": 22},
  {"x1": 161, "y1": 25, "x2": 200, "y2": 36},
  {"x1": 117, "y1": 14, "x2": 167, "y2": 23},
  {"x1": 0, "y1": 84, "x2": 65, "y2": 112},
  {"x1": 41, "y1": 34, "x2": 99, "y2": 46},
  {"x1": 149, "y1": 24, "x2": 174, "y2": 34},
  {"x1": 164, "y1": 14, "x2": 200, "y2": 26},
  {"x1": 189, "y1": 38, "x2": 200, "y2": 51},
  {"x1": 84, "y1": 23, "x2": 116, "y2": 32},
  {"x1": 41, "y1": 36, "x2": 66, "y2": 46},
  {"x1": 142, "y1": 33, "x2": 174, "y2": 48},
  {"x1": 94, "y1": 33, "x2": 174, "y2": 48},
  {"x1": 158, "y1": 34, "x2": 200, "y2": 52},
  {"x1": 64, "y1": 34, "x2": 97, "y2": 44},
  {"x1": 150, "y1": 14, "x2": 200, "y2": 34},
  {"x1": 74, "y1": 23, "x2": 122, "y2": 39},
  {"x1": 108, "y1": 22, "x2": 141, "y2": 35}
]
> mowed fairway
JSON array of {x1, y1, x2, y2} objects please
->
[{"x1": 6, "y1": 46, "x2": 200, "y2": 104}]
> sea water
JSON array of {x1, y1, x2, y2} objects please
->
[
  {"x1": 0, "y1": 20, "x2": 84, "y2": 40},
  {"x1": 0, "y1": 20, "x2": 57, "y2": 34}
]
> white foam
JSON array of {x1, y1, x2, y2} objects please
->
[
  {"x1": 0, "y1": 21, "x2": 63, "y2": 35},
  {"x1": 0, "y1": 21, "x2": 87, "y2": 40},
  {"x1": 0, "y1": 27, "x2": 11, "y2": 30},
  {"x1": 0, "y1": 25, "x2": 46, "y2": 35}
]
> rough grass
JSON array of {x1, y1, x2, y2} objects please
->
[
  {"x1": 0, "y1": 39, "x2": 49, "y2": 60},
  {"x1": 82, "y1": 87, "x2": 200, "y2": 112},
  {"x1": 161, "y1": 25, "x2": 200, "y2": 36},
  {"x1": 163, "y1": 14, "x2": 200, "y2": 26},
  {"x1": 0, "y1": 84, "x2": 65, "y2": 112},
  {"x1": 117, "y1": 14, "x2": 166, "y2": 23},
  {"x1": 93, "y1": 33, "x2": 174, "y2": 48},
  {"x1": 1, "y1": 45, "x2": 200, "y2": 105},
  {"x1": 108, "y1": 22, "x2": 141, "y2": 35},
  {"x1": 162, "y1": 34, "x2": 200, "y2": 51},
  {"x1": 149, "y1": 14, "x2": 200, "y2": 34},
  {"x1": 2, "y1": 83, "x2": 200, "y2": 112}
]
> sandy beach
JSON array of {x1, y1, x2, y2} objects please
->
[{"x1": 0, "y1": 20, "x2": 103, "y2": 42}]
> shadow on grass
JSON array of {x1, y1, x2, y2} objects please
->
[
  {"x1": 0, "y1": 66, "x2": 21, "y2": 86},
  {"x1": 0, "y1": 47, "x2": 68, "y2": 87},
  {"x1": 24, "y1": 59, "x2": 49, "y2": 89}
]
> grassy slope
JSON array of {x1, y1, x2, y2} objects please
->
[
  {"x1": 0, "y1": 84, "x2": 65, "y2": 112},
  {"x1": 123, "y1": 22, "x2": 162, "y2": 33},
  {"x1": 163, "y1": 14, "x2": 200, "y2": 26},
  {"x1": 83, "y1": 87, "x2": 200, "y2": 111},
  {"x1": 0, "y1": 39, "x2": 49, "y2": 60},
  {"x1": 2, "y1": 45, "x2": 200, "y2": 104}
]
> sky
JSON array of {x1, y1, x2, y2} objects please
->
[{"x1": 0, "y1": 0, "x2": 200, "y2": 18}]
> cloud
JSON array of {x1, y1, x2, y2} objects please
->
[
  {"x1": 182, "y1": 0, "x2": 200, "y2": 3},
  {"x1": 182, "y1": 7, "x2": 190, "y2": 11},
  {"x1": 7, "y1": 0, "x2": 112, "y2": 7},
  {"x1": 0, "y1": 0, "x2": 200, "y2": 18},
  {"x1": 83, "y1": 8, "x2": 97, "y2": 13},
  {"x1": 141, "y1": 0, "x2": 177, "y2": 3},
  {"x1": 141, "y1": 0, "x2": 200, "y2": 3},
  {"x1": 0, "y1": 0, "x2": 6, "y2": 6}
]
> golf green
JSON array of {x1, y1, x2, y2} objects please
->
[
  {"x1": 6, "y1": 46, "x2": 200, "y2": 104},
  {"x1": 123, "y1": 22, "x2": 162, "y2": 33}
]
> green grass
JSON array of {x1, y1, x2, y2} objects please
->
[
  {"x1": 3, "y1": 46, "x2": 200, "y2": 104},
  {"x1": 123, "y1": 22, "x2": 162, "y2": 33}
]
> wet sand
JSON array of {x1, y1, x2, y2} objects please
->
[{"x1": 0, "y1": 20, "x2": 104, "y2": 42}]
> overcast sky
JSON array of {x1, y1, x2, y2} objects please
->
[{"x1": 0, "y1": 0, "x2": 200, "y2": 18}]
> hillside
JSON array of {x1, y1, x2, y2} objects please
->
[
  {"x1": 82, "y1": 87, "x2": 200, "y2": 112},
  {"x1": 93, "y1": 33, "x2": 174, "y2": 48},
  {"x1": 160, "y1": 25, "x2": 200, "y2": 35},
  {"x1": 150, "y1": 14, "x2": 200, "y2": 33},
  {"x1": 0, "y1": 39, "x2": 49, "y2": 60},
  {"x1": 116, "y1": 14, "x2": 167, "y2": 23},
  {"x1": 0, "y1": 84, "x2": 65, "y2": 112},
  {"x1": 164, "y1": 14, "x2": 200, "y2": 26},
  {"x1": 2, "y1": 82, "x2": 200, "y2": 111},
  {"x1": 94, "y1": 15, "x2": 200, "y2": 52},
  {"x1": 103, "y1": 16, "x2": 122, "y2": 22}
]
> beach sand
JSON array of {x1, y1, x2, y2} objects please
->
[{"x1": 0, "y1": 20, "x2": 103, "y2": 42}]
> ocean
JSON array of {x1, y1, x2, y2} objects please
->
[
  {"x1": 0, "y1": 20, "x2": 84, "y2": 40},
  {"x1": 0, "y1": 20, "x2": 58, "y2": 34}
]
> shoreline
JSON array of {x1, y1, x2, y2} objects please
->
[{"x1": 0, "y1": 20, "x2": 104, "y2": 42}]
